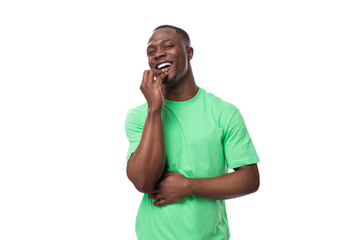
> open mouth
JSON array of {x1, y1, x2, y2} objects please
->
[{"x1": 156, "y1": 62, "x2": 172, "y2": 71}]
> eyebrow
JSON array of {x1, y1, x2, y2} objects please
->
[{"x1": 147, "y1": 39, "x2": 172, "y2": 49}]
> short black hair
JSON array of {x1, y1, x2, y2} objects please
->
[{"x1": 154, "y1": 25, "x2": 191, "y2": 46}]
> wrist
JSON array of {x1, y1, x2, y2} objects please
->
[
  {"x1": 147, "y1": 107, "x2": 162, "y2": 114},
  {"x1": 185, "y1": 177, "x2": 196, "y2": 196}
]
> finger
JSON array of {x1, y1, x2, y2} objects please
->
[
  {"x1": 147, "y1": 70, "x2": 155, "y2": 86},
  {"x1": 151, "y1": 68, "x2": 165, "y2": 77},
  {"x1": 153, "y1": 199, "x2": 167, "y2": 207},
  {"x1": 149, "y1": 188, "x2": 161, "y2": 194},
  {"x1": 156, "y1": 71, "x2": 168, "y2": 85},
  {"x1": 147, "y1": 194, "x2": 162, "y2": 200},
  {"x1": 148, "y1": 189, "x2": 160, "y2": 195},
  {"x1": 150, "y1": 68, "x2": 166, "y2": 85}
]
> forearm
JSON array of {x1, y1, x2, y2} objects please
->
[
  {"x1": 187, "y1": 164, "x2": 259, "y2": 200},
  {"x1": 127, "y1": 109, "x2": 165, "y2": 193}
]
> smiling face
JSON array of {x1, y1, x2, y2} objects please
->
[{"x1": 147, "y1": 28, "x2": 192, "y2": 85}]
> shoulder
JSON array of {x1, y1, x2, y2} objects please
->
[
  {"x1": 200, "y1": 88, "x2": 242, "y2": 131},
  {"x1": 125, "y1": 103, "x2": 148, "y2": 125},
  {"x1": 201, "y1": 88, "x2": 239, "y2": 118}
]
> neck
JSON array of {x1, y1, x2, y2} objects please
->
[{"x1": 164, "y1": 66, "x2": 198, "y2": 101}]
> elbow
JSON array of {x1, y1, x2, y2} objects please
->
[
  {"x1": 250, "y1": 173, "x2": 260, "y2": 194},
  {"x1": 126, "y1": 155, "x2": 164, "y2": 194},
  {"x1": 251, "y1": 180, "x2": 260, "y2": 194},
  {"x1": 248, "y1": 164, "x2": 260, "y2": 194},
  {"x1": 242, "y1": 168, "x2": 260, "y2": 195},
  {"x1": 133, "y1": 180, "x2": 156, "y2": 194},
  {"x1": 127, "y1": 168, "x2": 157, "y2": 194},
  {"x1": 244, "y1": 180, "x2": 259, "y2": 196}
]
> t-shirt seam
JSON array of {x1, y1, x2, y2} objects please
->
[{"x1": 224, "y1": 109, "x2": 240, "y2": 135}]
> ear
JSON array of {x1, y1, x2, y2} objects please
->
[{"x1": 186, "y1": 46, "x2": 194, "y2": 61}]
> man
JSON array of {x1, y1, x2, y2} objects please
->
[{"x1": 125, "y1": 25, "x2": 260, "y2": 240}]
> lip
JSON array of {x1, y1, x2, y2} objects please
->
[
  {"x1": 155, "y1": 61, "x2": 173, "y2": 70},
  {"x1": 162, "y1": 64, "x2": 173, "y2": 73},
  {"x1": 153, "y1": 61, "x2": 173, "y2": 75}
]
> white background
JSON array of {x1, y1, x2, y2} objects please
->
[{"x1": 1, "y1": 0, "x2": 359, "y2": 239}]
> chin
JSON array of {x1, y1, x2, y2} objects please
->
[
  {"x1": 164, "y1": 77, "x2": 182, "y2": 88},
  {"x1": 163, "y1": 74, "x2": 174, "y2": 83}
]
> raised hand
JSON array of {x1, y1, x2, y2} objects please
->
[{"x1": 140, "y1": 69, "x2": 168, "y2": 113}]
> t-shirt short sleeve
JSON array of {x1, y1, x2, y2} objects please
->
[
  {"x1": 223, "y1": 109, "x2": 259, "y2": 169},
  {"x1": 125, "y1": 108, "x2": 144, "y2": 162}
]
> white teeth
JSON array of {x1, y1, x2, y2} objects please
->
[{"x1": 157, "y1": 62, "x2": 172, "y2": 69}]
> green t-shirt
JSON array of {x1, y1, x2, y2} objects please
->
[{"x1": 125, "y1": 87, "x2": 259, "y2": 240}]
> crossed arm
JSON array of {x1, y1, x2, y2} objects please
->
[
  {"x1": 147, "y1": 164, "x2": 259, "y2": 207},
  {"x1": 126, "y1": 109, "x2": 260, "y2": 207}
]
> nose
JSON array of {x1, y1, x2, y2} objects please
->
[{"x1": 154, "y1": 48, "x2": 166, "y2": 60}]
